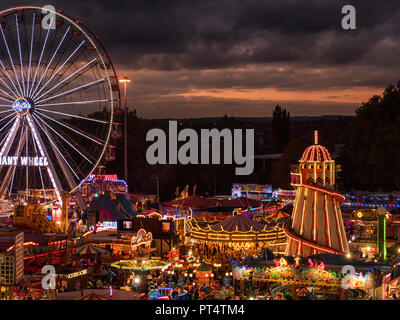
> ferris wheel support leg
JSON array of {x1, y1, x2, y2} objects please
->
[
  {"x1": 61, "y1": 191, "x2": 69, "y2": 233},
  {"x1": 0, "y1": 118, "x2": 21, "y2": 199},
  {"x1": 26, "y1": 114, "x2": 63, "y2": 205},
  {"x1": 73, "y1": 192, "x2": 87, "y2": 212},
  {"x1": 0, "y1": 128, "x2": 27, "y2": 197},
  {"x1": 0, "y1": 117, "x2": 20, "y2": 158},
  {"x1": 30, "y1": 115, "x2": 87, "y2": 212}
]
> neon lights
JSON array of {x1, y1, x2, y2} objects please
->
[
  {"x1": 0, "y1": 6, "x2": 116, "y2": 198},
  {"x1": 0, "y1": 116, "x2": 20, "y2": 157},
  {"x1": 302, "y1": 183, "x2": 345, "y2": 202},
  {"x1": 283, "y1": 224, "x2": 345, "y2": 255},
  {"x1": 0, "y1": 156, "x2": 48, "y2": 166},
  {"x1": 26, "y1": 114, "x2": 62, "y2": 204},
  {"x1": 15, "y1": 13, "x2": 26, "y2": 96}
]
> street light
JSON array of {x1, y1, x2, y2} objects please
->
[{"x1": 119, "y1": 76, "x2": 131, "y2": 184}]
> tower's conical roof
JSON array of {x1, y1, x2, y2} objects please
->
[{"x1": 299, "y1": 130, "x2": 332, "y2": 162}]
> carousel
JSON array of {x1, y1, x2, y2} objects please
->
[{"x1": 188, "y1": 212, "x2": 287, "y2": 253}]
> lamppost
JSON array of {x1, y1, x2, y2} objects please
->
[
  {"x1": 119, "y1": 77, "x2": 131, "y2": 184},
  {"x1": 156, "y1": 177, "x2": 160, "y2": 203}
]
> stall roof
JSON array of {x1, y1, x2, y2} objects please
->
[
  {"x1": 164, "y1": 196, "x2": 263, "y2": 209},
  {"x1": 0, "y1": 228, "x2": 67, "y2": 252}
]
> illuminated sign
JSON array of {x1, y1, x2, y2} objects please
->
[
  {"x1": 98, "y1": 221, "x2": 118, "y2": 230},
  {"x1": 0, "y1": 156, "x2": 48, "y2": 166},
  {"x1": 12, "y1": 98, "x2": 31, "y2": 116},
  {"x1": 57, "y1": 269, "x2": 88, "y2": 279},
  {"x1": 131, "y1": 228, "x2": 153, "y2": 247}
]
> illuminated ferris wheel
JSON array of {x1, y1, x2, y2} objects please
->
[{"x1": 0, "y1": 7, "x2": 121, "y2": 206}]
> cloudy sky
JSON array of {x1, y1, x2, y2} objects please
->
[{"x1": 2, "y1": 0, "x2": 400, "y2": 118}]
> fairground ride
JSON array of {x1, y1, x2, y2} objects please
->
[{"x1": 0, "y1": 7, "x2": 121, "y2": 210}]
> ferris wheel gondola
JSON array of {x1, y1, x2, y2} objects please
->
[{"x1": 0, "y1": 6, "x2": 121, "y2": 207}]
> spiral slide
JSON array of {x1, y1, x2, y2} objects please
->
[
  {"x1": 97, "y1": 194, "x2": 130, "y2": 220},
  {"x1": 115, "y1": 193, "x2": 136, "y2": 217}
]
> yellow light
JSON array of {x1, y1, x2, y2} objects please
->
[{"x1": 119, "y1": 76, "x2": 131, "y2": 83}]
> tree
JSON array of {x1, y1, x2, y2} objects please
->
[
  {"x1": 269, "y1": 137, "x2": 308, "y2": 189},
  {"x1": 271, "y1": 104, "x2": 290, "y2": 153},
  {"x1": 340, "y1": 82, "x2": 400, "y2": 191}
]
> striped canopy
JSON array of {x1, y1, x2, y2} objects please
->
[
  {"x1": 267, "y1": 210, "x2": 290, "y2": 220},
  {"x1": 76, "y1": 244, "x2": 109, "y2": 255}
]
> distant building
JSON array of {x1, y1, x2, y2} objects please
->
[
  {"x1": 0, "y1": 232, "x2": 24, "y2": 286},
  {"x1": 232, "y1": 183, "x2": 272, "y2": 201}
]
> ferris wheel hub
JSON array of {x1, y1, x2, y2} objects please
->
[{"x1": 12, "y1": 97, "x2": 32, "y2": 117}]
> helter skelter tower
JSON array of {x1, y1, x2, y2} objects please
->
[{"x1": 284, "y1": 131, "x2": 349, "y2": 256}]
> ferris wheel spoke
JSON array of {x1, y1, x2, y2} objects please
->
[
  {"x1": 30, "y1": 26, "x2": 71, "y2": 98},
  {"x1": 0, "y1": 60, "x2": 22, "y2": 98},
  {"x1": 4, "y1": 120, "x2": 24, "y2": 197},
  {"x1": 0, "y1": 109, "x2": 14, "y2": 114},
  {"x1": 26, "y1": 114, "x2": 63, "y2": 203},
  {"x1": 26, "y1": 12, "x2": 35, "y2": 97},
  {"x1": 35, "y1": 107, "x2": 109, "y2": 124},
  {"x1": 0, "y1": 112, "x2": 17, "y2": 125},
  {"x1": 35, "y1": 98, "x2": 109, "y2": 107},
  {"x1": 0, "y1": 86, "x2": 16, "y2": 101},
  {"x1": 30, "y1": 128, "x2": 47, "y2": 199},
  {"x1": 35, "y1": 111, "x2": 105, "y2": 145},
  {"x1": 0, "y1": 75, "x2": 18, "y2": 100},
  {"x1": 0, "y1": 25, "x2": 23, "y2": 96},
  {"x1": 28, "y1": 19, "x2": 52, "y2": 98},
  {"x1": 0, "y1": 116, "x2": 20, "y2": 158},
  {"x1": 0, "y1": 116, "x2": 17, "y2": 146},
  {"x1": 34, "y1": 113, "x2": 95, "y2": 164},
  {"x1": 32, "y1": 115, "x2": 81, "y2": 182},
  {"x1": 34, "y1": 77, "x2": 106, "y2": 105},
  {"x1": 0, "y1": 96, "x2": 13, "y2": 103},
  {"x1": 7, "y1": 164, "x2": 16, "y2": 197},
  {"x1": 25, "y1": 127, "x2": 29, "y2": 198},
  {"x1": 32, "y1": 40, "x2": 87, "y2": 101},
  {"x1": 15, "y1": 14, "x2": 26, "y2": 97}
]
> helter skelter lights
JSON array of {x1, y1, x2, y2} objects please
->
[{"x1": 12, "y1": 97, "x2": 32, "y2": 116}]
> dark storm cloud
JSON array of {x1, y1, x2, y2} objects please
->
[
  {"x1": 2, "y1": 1, "x2": 400, "y2": 117},
  {"x1": 5, "y1": 0, "x2": 400, "y2": 70}
]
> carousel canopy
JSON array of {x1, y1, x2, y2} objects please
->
[
  {"x1": 210, "y1": 214, "x2": 266, "y2": 232},
  {"x1": 188, "y1": 214, "x2": 287, "y2": 243}
]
